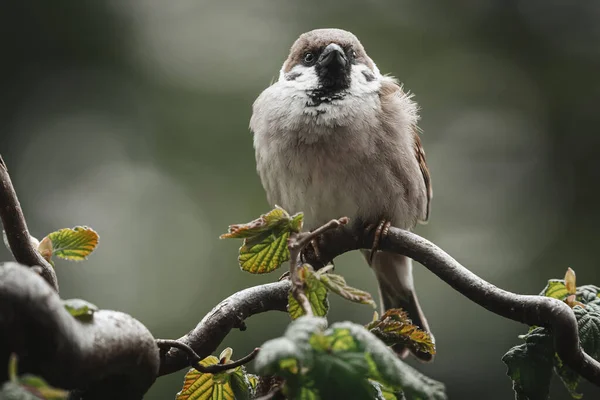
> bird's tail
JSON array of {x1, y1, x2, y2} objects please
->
[{"x1": 362, "y1": 250, "x2": 434, "y2": 362}]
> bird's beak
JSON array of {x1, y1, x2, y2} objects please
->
[{"x1": 317, "y1": 43, "x2": 347, "y2": 69}]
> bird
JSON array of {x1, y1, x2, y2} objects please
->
[{"x1": 250, "y1": 28, "x2": 433, "y2": 362}]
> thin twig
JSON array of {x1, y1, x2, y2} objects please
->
[
  {"x1": 0, "y1": 155, "x2": 58, "y2": 292},
  {"x1": 157, "y1": 339, "x2": 259, "y2": 374},
  {"x1": 287, "y1": 217, "x2": 348, "y2": 316}
]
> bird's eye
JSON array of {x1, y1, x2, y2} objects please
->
[
  {"x1": 303, "y1": 52, "x2": 316, "y2": 65},
  {"x1": 351, "y1": 50, "x2": 357, "y2": 59}
]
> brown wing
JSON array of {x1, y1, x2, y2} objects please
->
[
  {"x1": 379, "y1": 77, "x2": 432, "y2": 223},
  {"x1": 413, "y1": 130, "x2": 432, "y2": 223}
]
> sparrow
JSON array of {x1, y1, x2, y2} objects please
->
[{"x1": 250, "y1": 28, "x2": 433, "y2": 361}]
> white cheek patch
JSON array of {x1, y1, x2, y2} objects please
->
[{"x1": 279, "y1": 65, "x2": 320, "y2": 91}]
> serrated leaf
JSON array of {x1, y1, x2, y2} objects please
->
[
  {"x1": 221, "y1": 207, "x2": 305, "y2": 274},
  {"x1": 220, "y1": 207, "x2": 303, "y2": 239},
  {"x1": 329, "y1": 322, "x2": 446, "y2": 400},
  {"x1": 176, "y1": 356, "x2": 235, "y2": 400},
  {"x1": 541, "y1": 280, "x2": 569, "y2": 300},
  {"x1": 574, "y1": 303, "x2": 600, "y2": 360},
  {"x1": 501, "y1": 327, "x2": 554, "y2": 400},
  {"x1": 255, "y1": 317, "x2": 445, "y2": 400},
  {"x1": 238, "y1": 231, "x2": 290, "y2": 274},
  {"x1": 288, "y1": 266, "x2": 329, "y2": 320},
  {"x1": 565, "y1": 268, "x2": 577, "y2": 295},
  {"x1": 44, "y1": 226, "x2": 99, "y2": 261},
  {"x1": 62, "y1": 299, "x2": 97, "y2": 321},
  {"x1": 318, "y1": 272, "x2": 376, "y2": 308},
  {"x1": 366, "y1": 309, "x2": 435, "y2": 356}
]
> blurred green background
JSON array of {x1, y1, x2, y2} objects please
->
[{"x1": 2, "y1": 1, "x2": 600, "y2": 399}]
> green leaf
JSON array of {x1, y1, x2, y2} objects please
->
[
  {"x1": 62, "y1": 299, "x2": 97, "y2": 321},
  {"x1": 366, "y1": 309, "x2": 435, "y2": 356},
  {"x1": 230, "y1": 367, "x2": 254, "y2": 400},
  {"x1": 255, "y1": 316, "x2": 328, "y2": 376},
  {"x1": 329, "y1": 322, "x2": 446, "y2": 400},
  {"x1": 318, "y1": 271, "x2": 376, "y2": 308},
  {"x1": 541, "y1": 280, "x2": 568, "y2": 300},
  {"x1": 238, "y1": 231, "x2": 290, "y2": 274},
  {"x1": 501, "y1": 327, "x2": 554, "y2": 400},
  {"x1": 574, "y1": 301, "x2": 600, "y2": 360},
  {"x1": 42, "y1": 226, "x2": 99, "y2": 262},
  {"x1": 220, "y1": 207, "x2": 302, "y2": 239},
  {"x1": 176, "y1": 356, "x2": 235, "y2": 400},
  {"x1": 255, "y1": 317, "x2": 446, "y2": 400},
  {"x1": 221, "y1": 207, "x2": 304, "y2": 274},
  {"x1": 19, "y1": 376, "x2": 69, "y2": 400},
  {"x1": 288, "y1": 266, "x2": 329, "y2": 320}
]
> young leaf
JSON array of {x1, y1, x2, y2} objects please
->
[
  {"x1": 565, "y1": 268, "x2": 577, "y2": 295},
  {"x1": 318, "y1": 272, "x2": 376, "y2": 308},
  {"x1": 220, "y1": 207, "x2": 302, "y2": 239},
  {"x1": 366, "y1": 309, "x2": 435, "y2": 356},
  {"x1": 176, "y1": 356, "x2": 235, "y2": 400},
  {"x1": 541, "y1": 280, "x2": 569, "y2": 300},
  {"x1": 62, "y1": 299, "x2": 98, "y2": 321},
  {"x1": 42, "y1": 226, "x2": 99, "y2": 262},
  {"x1": 238, "y1": 231, "x2": 290, "y2": 274},
  {"x1": 501, "y1": 327, "x2": 554, "y2": 400},
  {"x1": 288, "y1": 265, "x2": 329, "y2": 319},
  {"x1": 221, "y1": 207, "x2": 304, "y2": 274}
]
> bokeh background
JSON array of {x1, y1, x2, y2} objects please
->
[{"x1": 2, "y1": 1, "x2": 600, "y2": 399}]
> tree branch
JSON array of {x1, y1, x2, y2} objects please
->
[
  {"x1": 158, "y1": 280, "x2": 290, "y2": 376},
  {"x1": 0, "y1": 155, "x2": 58, "y2": 292},
  {"x1": 0, "y1": 262, "x2": 160, "y2": 399},
  {"x1": 303, "y1": 224, "x2": 600, "y2": 387},
  {"x1": 156, "y1": 339, "x2": 259, "y2": 374}
]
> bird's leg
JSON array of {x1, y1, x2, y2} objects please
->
[{"x1": 367, "y1": 219, "x2": 391, "y2": 263}]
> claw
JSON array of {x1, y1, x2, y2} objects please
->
[{"x1": 368, "y1": 219, "x2": 391, "y2": 264}]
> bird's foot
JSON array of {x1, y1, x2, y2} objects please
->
[{"x1": 366, "y1": 219, "x2": 391, "y2": 263}]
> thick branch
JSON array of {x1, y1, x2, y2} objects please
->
[
  {"x1": 0, "y1": 262, "x2": 160, "y2": 399},
  {"x1": 158, "y1": 280, "x2": 290, "y2": 376},
  {"x1": 0, "y1": 155, "x2": 58, "y2": 291},
  {"x1": 303, "y1": 224, "x2": 600, "y2": 387}
]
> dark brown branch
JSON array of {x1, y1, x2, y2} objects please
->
[
  {"x1": 303, "y1": 224, "x2": 600, "y2": 387},
  {"x1": 0, "y1": 155, "x2": 58, "y2": 292},
  {"x1": 0, "y1": 262, "x2": 160, "y2": 399},
  {"x1": 156, "y1": 339, "x2": 259, "y2": 374},
  {"x1": 158, "y1": 280, "x2": 290, "y2": 376}
]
